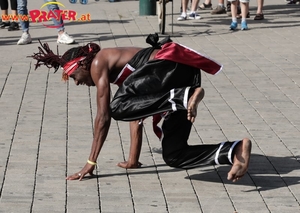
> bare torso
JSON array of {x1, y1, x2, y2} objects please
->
[{"x1": 91, "y1": 47, "x2": 159, "y2": 83}]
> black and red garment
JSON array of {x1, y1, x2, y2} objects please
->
[{"x1": 110, "y1": 34, "x2": 242, "y2": 169}]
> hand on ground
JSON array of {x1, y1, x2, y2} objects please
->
[
  {"x1": 66, "y1": 163, "x2": 95, "y2": 181},
  {"x1": 117, "y1": 161, "x2": 142, "y2": 169}
]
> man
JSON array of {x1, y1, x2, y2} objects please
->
[{"x1": 31, "y1": 33, "x2": 251, "y2": 183}]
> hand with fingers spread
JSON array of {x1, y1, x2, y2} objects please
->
[
  {"x1": 66, "y1": 162, "x2": 96, "y2": 181},
  {"x1": 117, "y1": 121, "x2": 143, "y2": 169}
]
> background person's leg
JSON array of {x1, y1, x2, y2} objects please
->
[
  {"x1": 44, "y1": 0, "x2": 64, "y2": 31},
  {"x1": 0, "y1": 0, "x2": 10, "y2": 28},
  {"x1": 8, "y1": 0, "x2": 19, "y2": 31},
  {"x1": 17, "y1": 0, "x2": 32, "y2": 44},
  {"x1": 44, "y1": 0, "x2": 75, "y2": 44}
]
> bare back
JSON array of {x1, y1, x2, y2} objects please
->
[{"x1": 91, "y1": 47, "x2": 159, "y2": 83}]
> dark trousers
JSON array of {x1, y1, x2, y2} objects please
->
[
  {"x1": 0, "y1": 0, "x2": 17, "y2": 10},
  {"x1": 110, "y1": 60, "x2": 239, "y2": 169},
  {"x1": 162, "y1": 110, "x2": 238, "y2": 169},
  {"x1": 111, "y1": 60, "x2": 201, "y2": 121}
]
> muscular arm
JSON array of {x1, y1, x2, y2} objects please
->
[
  {"x1": 89, "y1": 74, "x2": 111, "y2": 161},
  {"x1": 66, "y1": 52, "x2": 111, "y2": 180},
  {"x1": 118, "y1": 120, "x2": 143, "y2": 168},
  {"x1": 66, "y1": 47, "x2": 144, "y2": 180}
]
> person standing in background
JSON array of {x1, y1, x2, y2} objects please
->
[
  {"x1": 228, "y1": 0, "x2": 249, "y2": 30},
  {"x1": 17, "y1": 0, "x2": 75, "y2": 45},
  {"x1": 178, "y1": 0, "x2": 201, "y2": 20},
  {"x1": 0, "y1": 0, "x2": 19, "y2": 30}
]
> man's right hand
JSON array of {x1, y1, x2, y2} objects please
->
[
  {"x1": 66, "y1": 163, "x2": 95, "y2": 181},
  {"x1": 117, "y1": 161, "x2": 142, "y2": 169}
]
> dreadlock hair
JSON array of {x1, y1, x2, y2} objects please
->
[
  {"x1": 30, "y1": 40, "x2": 101, "y2": 77},
  {"x1": 30, "y1": 40, "x2": 63, "y2": 72}
]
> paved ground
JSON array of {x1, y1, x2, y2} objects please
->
[{"x1": 0, "y1": 0, "x2": 300, "y2": 212}]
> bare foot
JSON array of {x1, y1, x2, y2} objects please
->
[
  {"x1": 227, "y1": 138, "x2": 252, "y2": 182},
  {"x1": 187, "y1": 87, "x2": 204, "y2": 123}
]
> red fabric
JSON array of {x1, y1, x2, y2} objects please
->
[
  {"x1": 63, "y1": 56, "x2": 86, "y2": 76},
  {"x1": 114, "y1": 64, "x2": 135, "y2": 86},
  {"x1": 154, "y1": 42, "x2": 222, "y2": 75},
  {"x1": 115, "y1": 43, "x2": 222, "y2": 139},
  {"x1": 152, "y1": 114, "x2": 163, "y2": 139},
  {"x1": 63, "y1": 44, "x2": 93, "y2": 76}
]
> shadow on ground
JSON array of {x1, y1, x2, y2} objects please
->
[
  {"x1": 84, "y1": 150, "x2": 300, "y2": 192},
  {"x1": 187, "y1": 154, "x2": 300, "y2": 191}
]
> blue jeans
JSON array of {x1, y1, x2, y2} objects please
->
[
  {"x1": 17, "y1": 0, "x2": 29, "y2": 32},
  {"x1": 17, "y1": 0, "x2": 65, "y2": 33},
  {"x1": 44, "y1": 0, "x2": 64, "y2": 32}
]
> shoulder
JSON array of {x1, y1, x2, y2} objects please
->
[
  {"x1": 98, "y1": 47, "x2": 142, "y2": 56},
  {"x1": 94, "y1": 48, "x2": 113, "y2": 59},
  {"x1": 91, "y1": 47, "x2": 144, "y2": 74},
  {"x1": 91, "y1": 48, "x2": 112, "y2": 67},
  {"x1": 92, "y1": 48, "x2": 124, "y2": 64},
  {"x1": 93, "y1": 47, "x2": 142, "y2": 66}
]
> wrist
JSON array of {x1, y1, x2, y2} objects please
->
[
  {"x1": 127, "y1": 158, "x2": 138, "y2": 166},
  {"x1": 87, "y1": 159, "x2": 97, "y2": 166}
]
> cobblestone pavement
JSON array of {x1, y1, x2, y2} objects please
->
[{"x1": 0, "y1": 0, "x2": 300, "y2": 212}]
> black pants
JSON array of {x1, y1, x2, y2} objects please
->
[
  {"x1": 0, "y1": 0, "x2": 17, "y2": 10},
  {"x1": 161, "y1": 110, "x2": 240, "y2": 169},
  {"x1": 110, "y1": 59, "x2": 240, "y2": 169},
  {"x1": 111, "y1": 59, "x2": 201, "y2": 121}
]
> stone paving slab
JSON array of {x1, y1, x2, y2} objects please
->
[{"x1": 1, "y1": 0, "x2": 300, "y2": 212}]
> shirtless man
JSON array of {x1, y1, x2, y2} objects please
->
[{"x1": 31, "y1": 34, "x2": 251, "y2": 183}]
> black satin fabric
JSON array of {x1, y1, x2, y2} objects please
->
[
  {"x1": 110, "y1": 60, "x2": 201, "y2": 121},
  {"x1": 161, "y1": 110, "x2": 236, "y2": 169},
  {"x1": 109, "y1": 33, "x2": 238, "y2": 169}
]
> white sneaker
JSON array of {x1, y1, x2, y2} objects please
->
[
  {"x1": 188, "y1": 13, "x2": 201, "y2": 20},
  {"x1": 177, "y1": 15, "x2": 187, "y2": 21},
  {"x1": 17, "y1": 32, "x2": 32, "y2": 45},
  {"x1": 57, "y1": 32, "x2": 75, "y2": 44}
]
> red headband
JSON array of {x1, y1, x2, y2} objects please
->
[
  {"x1": 61, "y1": 56, "x2": 86, "y2": 81},
  {"x1": 63, "y1": 56, "x2": 86, "y2": 76},
  {"x1": 61, "y1": 44, "x2": 93, "y2": 81}
]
